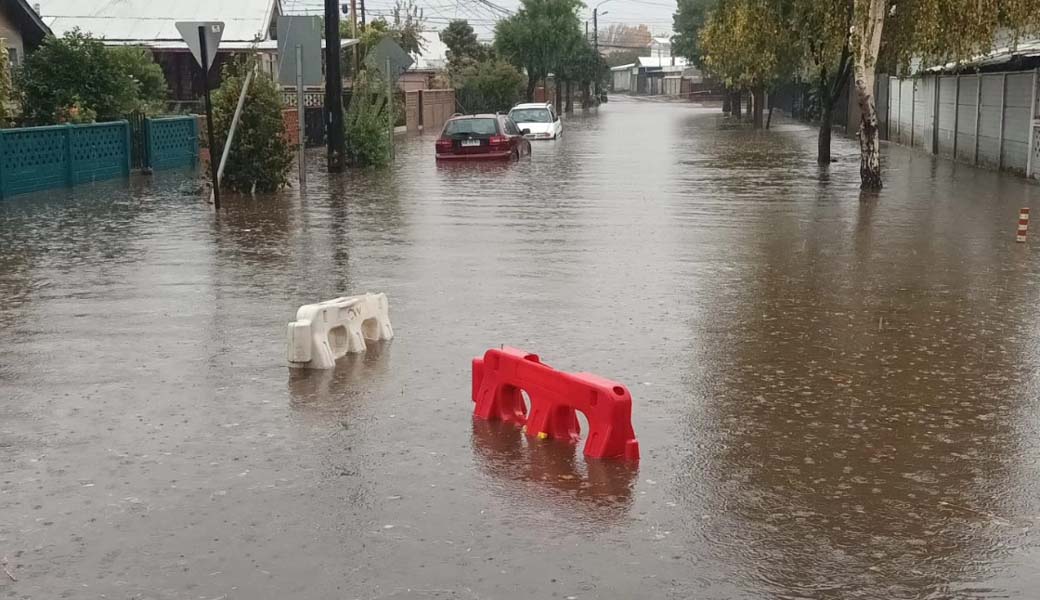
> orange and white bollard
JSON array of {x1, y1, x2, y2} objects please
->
[{"x1": 1017, "y1": 208, "x2": 1030, "y2": 243}]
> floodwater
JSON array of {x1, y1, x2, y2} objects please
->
[{"x1": 3, "y1": 97, "x2": 1040, "y2": 599}]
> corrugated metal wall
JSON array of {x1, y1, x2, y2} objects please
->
[{"x1": 883, "y1": 69, "x2": 1039, "y2": 179}]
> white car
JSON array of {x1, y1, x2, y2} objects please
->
[{"x1": 508, "y1": 103, "x2": 562, "y2": 140}]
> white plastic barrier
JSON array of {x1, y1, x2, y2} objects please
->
[{"x1": 286, "y1": 293, "x2": 394, "y2": 369}]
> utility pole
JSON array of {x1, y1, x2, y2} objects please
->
[
  {"x1": 360, "y1": 0, "x2": 366, "y2": 26},
  {"x1": 350, "y1": 0, "x2": 359, "y2": 74},
  {"x1": 324, "y1": 0, "x2": 345, "y2": 172},
  {"x1": 593, "y1": 9, "x2": 599, "y2": 99},
  {"x1": 593, "y1": 8, "x2": 598, "y2": 55}
]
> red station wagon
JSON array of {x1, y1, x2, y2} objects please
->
[{"x1": 435, "y1": 114, "x2": 533, "y2": 161}]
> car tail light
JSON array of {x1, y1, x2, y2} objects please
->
[
  {"x1": 435, "y1": 138, "x2": 452, "y2": 152},
  {"x1": 489, "y1": 135, "x2": 509, "y2": 148}
]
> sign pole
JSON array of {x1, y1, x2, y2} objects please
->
[
  {"x1": 387, "y1": 56, "x2": 394, "y2": 162},
  {"x1": 199, "y1": 26, "x2": 221, "y2": 210},
  {"x1": 296, "y1": 45, "x2": 307, "y2": 192}
]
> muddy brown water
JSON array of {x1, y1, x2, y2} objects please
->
[{"x1": 3, "y1": 98, "x2": 1040, "y2": 599}]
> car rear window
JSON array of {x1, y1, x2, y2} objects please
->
[
  {"x1": 509, "y1": 108, "x2": 552, "y2": 123},
  {"x1": 444, "y1": 118, "x2": 499, "y2": 136}
]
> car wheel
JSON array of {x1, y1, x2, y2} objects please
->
[{"x1": 511, "y1": 148, "x2": 520, "y2": 161}]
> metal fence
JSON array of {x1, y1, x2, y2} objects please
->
[
  {"x1": 886, "y1": 69, "x2": 1040, "y2": 178},
  {"x1": 0, "y1": 121, "x2": 130, "y2": 198}
]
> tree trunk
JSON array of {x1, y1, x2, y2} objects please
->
[
  {"x1": 853, "y1": 0, "x2": 886, "y2": 190},
  {"x1": 582, "y1": 83, "x2": 590, "y2": 108},
  {"x1": 526, "y1": 77, "x2": 537, "y2": 103},
  {"x1": 732, "y1": 90, "x2": 742, "y2": 119},
  {"x1": 565, "y1": 80, "x2": 573, "y2": 113},
  {"x1": 818, "y1": 102, "x2": 833, "y2": 164},
  {"x1": 722, "y1": 90, "x2": 731, "y2": 114},
  {"x1": 746, "y1": 92, "x2": 752, "y2": 117},
  {"x1": 766, "y1": 105, "x2": 774, "y2": 129},
  {"x1": 555, "y1": 77, "x2": 563, "y2": 115},
  {"x1": 752, "y1": 86, "x2": 764, "y2": 128}
]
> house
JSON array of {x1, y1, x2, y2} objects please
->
[
  {"x1": 0, "y1": 0, "x2": 52, "y2": 66},
  {"x1": 634, "y1": 55, "x2": 688, "y2": 94},
  {"x1": 648, "y1": 36, "x2": 672, "y2": 61},
  {"x1": 39, "y1": 0, "x2": 282, "y2": 103},
  {"x1": 610, "y1": 63, "x2": 635, "y2": 92}
]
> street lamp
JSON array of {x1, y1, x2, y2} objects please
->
[{"x1": 592, "y1": 0, "x2": 612, "y2": 98}]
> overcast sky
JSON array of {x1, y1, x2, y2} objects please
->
[{"x1": 284, "y1": 0, "x2": 678, "y2": 42}]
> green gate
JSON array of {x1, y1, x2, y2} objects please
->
[{"x1": 145, "y1": 116, "x2": 198, "y2": 170}]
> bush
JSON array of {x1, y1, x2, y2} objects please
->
[
  {"x1": 211, "y1": 60, "x2": 294, "y2": 193},
  {"x1": 15, "y1": 29, "x2": 168, "y2": 123},
  {"x1": 344, "y1": 72, "x2": 391, "y2": 168},
  {"x1": 452, "y1": 58, "x2": 524, "y2": 113}
]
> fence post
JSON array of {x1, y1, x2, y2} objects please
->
[
  {"x1": 974, "y1": 73, "x2": 982, "y2": 165},
  {"x1": 896, "y1": 77, "x2": 902, "y2": 142},
  {"x1": 953, "y1": 75, "x2": 960, "y2": 159},
  {"x1": 910, "y1": 78, "x2": 916, "y2": 148},
  {"x1": 0, "y1": 130, "x2": 6, "y2": 199},
  {"x1": 64, "y1": 124, "x2": 74, "y2": 187},
  {"x1": 123, "y1": 120, "x2": 131, "y2": 177},
  {"x1": 998, "y1": 72, "x2": 1008, "y2": 169},
  {"x1": 1028, "y1": 67, "x2": 1038, "y2": 178},
  {"x1": 932, "y1": 76, "x2": 940, "y2": 154}
]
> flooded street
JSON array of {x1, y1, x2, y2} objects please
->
[{"x1": 4, "y1": 97, "x2": 1040, "y2": 599}]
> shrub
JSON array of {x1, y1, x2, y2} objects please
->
[
  {"x1": 211, "y1": 59, "x2": 294, "y2": 193},
  {"x1": 452, "y1": 58, "x2": 524, "y2": 114},
  {"x1": 344, "y1": 72, "x2": 391, "y2": 168},
  {"x1": 15, "y1": 29, "x2": 168, "y2": 123}
]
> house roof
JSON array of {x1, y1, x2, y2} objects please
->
[
  {"x1": 925, "y1": 37, "x2": 1040, "y2": 73},
  {"x1": 3, "y1": 0, "x2": 52, "y2": 47},
  {"x1": 636, "y1": 56, "x2": 687, "y2": 68},
  {"x1": 39, "y1": 0, "x2": 279, "y2": 43}
]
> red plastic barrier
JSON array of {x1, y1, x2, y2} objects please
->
[{"x1": 471, "y1": 347, "x2": 640, "y2": 461}]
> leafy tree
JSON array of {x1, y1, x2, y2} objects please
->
[
  {"x1": 344, "y1": 71, "x2": 392, "y2": 167},
  {"x1": 0, "y1": 41, "x2": 11, "y2": 124},
  {"x1": 390, "y1": 0, "x2": 427, "y2": 55},
  {"x1": 211, "y1": 59, "x2": 294, "y2": 193},
  {"x1": 109, "y1": 47, "x2": 168, "y2": 113},
  {"x1": 558, "y1": 40, "x2": 606, "y2": 107},
  {"x1": 494, "y1": 0, "x2": 584, "y2": 101},
  {"x1": 452, "y1": 57, "x2": 525, "y2": 113},
  {"x1": 699, "y1": 0, "x2": 798, "y2": 127},
  {"x1": 671, "y1": 0, "x2": 717, "y2": 66},
  {"x1": 792, "y1": 0, "x2": 852, "y2": 164},
  {"x1": 605, "y1": 49, "x2": 641, "y2": 68},
  {"x1": 849, "y1": 0, "x2": 1040, "y2": 190},
  {"x1": 441, "y1": 19, "x2": 484, "y2": 65},
  {"x1": 15, "y1": 29, "x2": 168, "y2": 123}
]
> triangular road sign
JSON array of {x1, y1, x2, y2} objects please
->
[{"x1": 176, "y1": 21, "x2": 225, "y2": 72}]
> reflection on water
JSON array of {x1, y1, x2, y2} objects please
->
[
  {"x1": 471, "y1": 419, "x2": 637, "y2": 525},
  {"x1": 4, "y1": 99, "x2": 1040, "y2": 598}
]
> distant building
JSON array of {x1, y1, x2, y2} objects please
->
[
  {"x1": 0, "y1": 0, "x2": 51, "y2": 66},
  {"x1": 634, "y1": 55, "x2": 688, "y2": 94},
  {"x1": 39, "y1": 0, "x2": 282, "y2": 103},
  {"x1": 611, "y1": 63, "x2": 636, "y2": 92}
]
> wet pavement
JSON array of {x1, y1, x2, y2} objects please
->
[{"x1": 3, "y1": 97, "x2": 1040, "y2": 599}]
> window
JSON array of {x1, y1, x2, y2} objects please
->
[
  {"x1": 503, "y1": 118, "x2": 520, "y2": 135},
  {"x1": 7, "y1": 47, "x2": 18, "y2": 67},
  {"x1": 508, "y1": 108, "x2": 552, "y2": 124},
  {"x1": 444, "y1": 118, "x2": 499, "y2": 136}
]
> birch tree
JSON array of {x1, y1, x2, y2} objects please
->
[{"x1": 852, "y1": 0, "x2": 1040, "y2": 190}]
